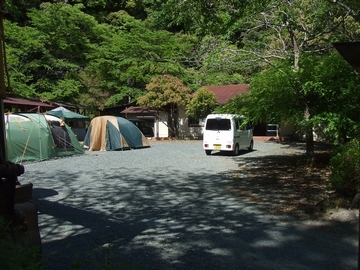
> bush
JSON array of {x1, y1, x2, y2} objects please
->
[
  {"x1": 329, "y1": 138, "x2": 360, "y2": 197},
  {"x1": 0, "y1": 217, "x2": 42, "y2": 270}
]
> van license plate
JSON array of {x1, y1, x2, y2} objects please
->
[{"x1": 213, "y1": 144, "x2": 221, "y2": 149}]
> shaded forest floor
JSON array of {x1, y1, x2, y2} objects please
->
[{"x1": 227, "y1": 142, "x2": 357, "y2": 220}]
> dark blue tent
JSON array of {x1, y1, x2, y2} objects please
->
[{"x1": 83, "y1": 116, "x2": 150, "y2": 151}]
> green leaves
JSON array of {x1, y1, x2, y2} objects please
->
[
  {"x1": 86, "y1": 12, "x2": 191, "y2": 106},
  {"x1": 137, "y1": 74, "x2": 191, "y2": 138},
  {"x1": 138, "y1": 74, "x2": 191, "y2": 109},
  {"x1": 186, "y1": 87, "x2": 217, "y2": 119}
]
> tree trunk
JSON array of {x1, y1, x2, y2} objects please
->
[
  {"x1": 169, "y1": 104, "x2": 179, "y2": 139},
  {"x1": 305, "y1": 126, "x2": 315, "y2": 165},
  {"x1": 304, "y1": 103, "x2": 315, "y2": 165},
  {"x1": 169, "y1": 111, "x2": 179, "y2": 139}
]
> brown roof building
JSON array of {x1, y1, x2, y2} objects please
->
[
  {"x1": 201, "y1": 84, "x2": 249, "y2": 104},
  {"x1": 121, "y1": 106, "x2": 157, "y2": 114},
  {"x1": 4, "y1": 96, "x2": 55, "y2": 112}
]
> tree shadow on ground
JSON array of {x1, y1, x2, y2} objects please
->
[
  {"x1": 31, "y1": 167, "x2": 358, "y2": 270},
  {"x1": 21, "y1": 141, "x2": 358, "y2": 270},
  {"x1": 227, "y1": 142, "x2": 352, "y2": 219}
]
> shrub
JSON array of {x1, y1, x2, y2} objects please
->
[
  {"x1": 329, "y1": 138, "x2": 360, "y2": 197},
  {"x1": 0, "y1": 217, "x2": 42, "y2": 270}
]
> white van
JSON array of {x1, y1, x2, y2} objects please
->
[{"x1": 203, "y1": 114, "x2": 254, "y2": 155}]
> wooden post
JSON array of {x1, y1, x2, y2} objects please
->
[{"x1": 0, "y1": 0, "x2": 7, "y2": 162}]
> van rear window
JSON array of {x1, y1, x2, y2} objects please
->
[{"x1": 205, "y1": 119, "x2": 231, "y2": 130}]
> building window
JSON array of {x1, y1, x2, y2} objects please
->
[{"x1": 188, "y1": 117, "x2": 202, "y2": 127}]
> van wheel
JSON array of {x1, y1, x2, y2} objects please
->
[
  {"x1": 205, "y1": 150, "x2": 212, "y2": 155},
  {"x1": 248, "y1": 140, "x2": 254, "y2": 151},
  {"x1": 233, "y1": 144, "x2": 239, "y2": 156}
]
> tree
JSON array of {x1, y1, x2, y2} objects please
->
[
  {"x1": 148, "y1": 0, "x2": 271, "y2": 36},
  {"x1": 137, "y1": 75, "x2": 191, "y2": 138},
  {"x1": 85, "y1": 11, "x2": 193, "y2": 108},
  {"x1": 227, "y1": 0, "x2": 360, "y2": 163},
  {"x1": 186, "y1": 87, "x2": 217, "y2": 119},
  {"x1": 4, "y1": 20, "x2": 43, "y2": 98},
  {"x1": 5, "y1": 3, "x2": 101, "y2": 102},
  {"x1": 241, "y1": 52, "x2": 360, "y2": 163}
]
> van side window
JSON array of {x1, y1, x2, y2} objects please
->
[{"x1": 235, "y1": 121, "x2": 240, "y2": 130}]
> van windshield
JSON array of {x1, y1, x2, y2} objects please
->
[{"x1": 205, "y1": 119, "x2": 231, "y2": 131}]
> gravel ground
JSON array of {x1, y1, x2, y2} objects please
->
[{"x1": 19, "y1": 140, "x2": 358, "y2": 270}]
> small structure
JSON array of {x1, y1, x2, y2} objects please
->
[
  {"x1": 121, "y1": 84, "x2": 250, "y2": 139},
  {"x1": 178, "y1": 84, "x2": 250, "y2": 139},
  {"x1": 3, "y1": 96, "x2": 55, "y2": 113}
]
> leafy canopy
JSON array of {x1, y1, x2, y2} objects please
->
[
  {"x1": 137, "y1": 74, "x2": 191, "y2": 109},
  {"x1": 186, "y1": 87, "x2": 217, "y2": 119}
]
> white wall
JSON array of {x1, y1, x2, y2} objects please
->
[
  {"x1": 155, "y1": 111, "x2": 169, "y2": 138},
  {"x1": 178, "y1": 106, "x2": 204, "y2": 140}
]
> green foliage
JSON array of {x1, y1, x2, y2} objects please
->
[
  {"x1": 300, "y1": 53, "x2": 360, "y2": 143},
  {"x1": 4, "y1": 20, "x2": 46, "y2": 98},
  {"x1": 85, "y1": 11, "x2": 191, "y2": 107},
  {"x1": 312, "y1": 113, "x2": 359, "y2": 144},
  {"x1": 2, "y1": 0, "x2": 360, "y2": 118},
  {"x1": 330, "y1": 138, "x2": 360, "y2": 197},
  {"x1": 188, "y1": 36, "x2": 248, "y2": 86},
  {"x1": 138, "y1": 74, "x2": 191, "y2": 137},
  {"x1": 242, "y1": 62, "x2": 300, "y2": 125},
  {"x1": 148, "y1": 0, "x2": 270, "y2": 36},
  {"x1": 214, "y1": 94, "x2": 245, "y2": 115},
  {"x1": 138, "y1": 74, "x2": 191, "y2": 109},
  {"x1": 5, "y1": 3, "x2": 100, "y2": 100},
  {"x1": 186, "y1": 87, "x2": 217, "y2": 119},
  {"x1": 0, "y1": 217, "x2": 42, "y2": 270}
]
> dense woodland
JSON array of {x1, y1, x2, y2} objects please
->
[{"x1": 2, "y1": 1, "x2": 360, "y2": 160}]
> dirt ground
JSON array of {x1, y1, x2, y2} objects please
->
[
  {"x1": 227, "y1": 142, "x2": 358, "y2": 221},
  {"x1": 150, "y1": 138, "x2": 358, "y2": 222}
]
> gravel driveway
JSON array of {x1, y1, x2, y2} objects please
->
[{"x1": 20, "y1": 140, "x2": 358, "y2": 270}]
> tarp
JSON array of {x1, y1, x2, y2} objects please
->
[
  {"x1": 83, "y1": 116, "x2": 150, "y2": 151},
  {"x1": 5, "y1": 113, "x2": 84, "y2": 163},
  {"x1": 46, "y1": 106, "x2": 90, "y2": 121}
]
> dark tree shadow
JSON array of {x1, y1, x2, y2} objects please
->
[{"x1": 19, "y1": 142, "x2": 357, "y2": 270}]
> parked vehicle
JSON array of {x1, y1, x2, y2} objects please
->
[{"x1": 203, "y1": 114, "x2": 254, "y2": 155}]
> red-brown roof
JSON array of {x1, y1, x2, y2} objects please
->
[
  {"x1": 121, "y1": 106, "x2": 157, "y2": 114},
  {"x1": 121, "y1": 84, "x2": 249, "y2": 114},
  {"x1": 4, "y1": 97, "x2": 54, "y2": 108},
  {"x1": 202, "y1": 84, "x2": 249, "y2": 104}
]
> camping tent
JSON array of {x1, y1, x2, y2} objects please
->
[
  {"x1": 46, "y1": 106, "x2": 90, "y2": 121},
  {"x1": 46, "y1": 106, "x2": 90, "y2": 141},
  {"x1": 5, "y1": 113, "x2": 84, "y2": 163},
  {"x1": 83, "y1": 116, "x2": 150, "y2": 151}
]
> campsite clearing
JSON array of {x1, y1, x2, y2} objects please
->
[{"x1": 20, "y1": 140, "x2": 357, "y2": 270}]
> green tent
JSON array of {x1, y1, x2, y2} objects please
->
[
  {"x1": 5, "y1": 113, "x2": 84, "y2": 163},
  {"x1": 83, "y1": 116, "x2": 150, "y2": 151},
  {"x1": 46, "y1": 106, "x2": 90, "y2": 121}
]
